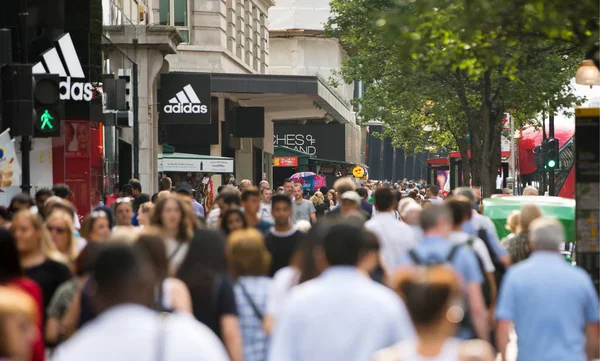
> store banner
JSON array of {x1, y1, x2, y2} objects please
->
[
  {"x1": 274, "y1": 123, "x2": 346, "y2": 161},
  {"x1": 274, "y1": 157, "x2": 298, "y2": 167},
  {"x1": 160, "y1": 73, "x2": 211, "y2": 124}
]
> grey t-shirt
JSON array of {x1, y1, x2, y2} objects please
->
[{"x1": 292, "y1": 199, "x2": 316, "y2": 224}]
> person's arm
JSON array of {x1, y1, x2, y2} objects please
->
[
  {"x1": 169, "y1": 278, "x2": 193, "y2": 314},
  {"x1": 61, "y1": 291, "x2": 81, "y2": 339},
  {"x1": 220, "y1": 315, "x2": 244, "y2": 361},
  {"x1": 309, "y1": 202, "x2": 316, "y2": 224},
  {"x1": 585, "y1": 323, "x2": 599, "y2": 360},
  {"x1": 218, "y1": 277, "x2": 243, "y2": 361},
  {"x1": 583, "y1": 276, "x2": 600, "y2": 360},
  {"x1": 486, "y1": 272, "x2": 497, "y2": 320},
  {"x1": 467, "y1": 282, "x2": 489, "y2": 341},
  {"x1": 45, "y1": 317, "x2": 61, "y2": 345},
  {"x1": 496, "y1": 320, "x2": 511, "y2": 361}
]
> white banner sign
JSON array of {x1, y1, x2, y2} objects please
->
[{"x1": 158, "y1": 158, "x2": 234, "y2": 173}]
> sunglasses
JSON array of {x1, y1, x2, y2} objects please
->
[
  {"x1": 47, "y1": 225, "x2": 68, "y2": 234},
  {"x1": 90, "y1": 211, "x2": 107, "y2": 219},
  {"x1": 115, "y1": 197, "x2": 132, "y2": 204}
]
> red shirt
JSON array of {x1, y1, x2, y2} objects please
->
[{"x1": 6, "y1": 277, "x2": 45, "y2": 361}]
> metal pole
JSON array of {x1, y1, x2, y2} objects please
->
[
  {"x1": 549, "y1": 112, "x2": 555, "y2": 196},
  {"x1": 132, "y1": 63, "x2": 139, "y2": 179},
  {"x1": 391, "y1": 147, "x2": 396, "y2": 180},
  {"x1": 18, "y1": 8, "x2": 31, "y2": 194}
]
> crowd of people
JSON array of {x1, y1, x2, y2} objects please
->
[{"x1": 0, "y1": 177, "x2": 598, "y2": 361}]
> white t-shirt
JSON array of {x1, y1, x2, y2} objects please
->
[
  {"x1": 52, "y1": 304, "x2": 230, "y2": 361},
  {"x1": 428, "y1": 197, "x2": 444, "y2": 204},
  {"x1": 447, "y1": 231, "x2": 495, "y2": 273},
  {"x1": 260, "y1": 202, "x2": 273, "y2": 222}
]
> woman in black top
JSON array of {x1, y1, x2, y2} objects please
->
[
  {"x1": 177, "y1": 228, "x2": 243, "y2": 361},
  {"x1": 311, "y1": 191, "x2": 329, "y2": 219},
  {"x1": 11, "y1": 210, "x2": 71, "y2": 333}
]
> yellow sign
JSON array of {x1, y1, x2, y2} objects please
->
[{"x1": 352, "y1": 166, "x2": 365, "y2": 178}]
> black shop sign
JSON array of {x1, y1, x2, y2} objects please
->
[
  {"x1": 160, "y1": 73, "x2": 211, "y2": 124},
  {"x1": 274, "y1": 123, "x2": 345, "y2": 161}
]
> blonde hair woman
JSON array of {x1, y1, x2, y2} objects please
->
[
  {"x1": 11, "y1": 210, "x2": 71, "y2": 328},
  {"x1": 0, "y1": 287, "x2": 40, "y2": 361},
  {"x1": 311, "y1": 191, "x2": 329, "y2": 219},
  {"x1": 502, "y1": 203, "x2": 542, "y2": 264},
  {"x1": 227, "y1": 229, "x2": 272, "y2": 361},
  {"x1": 137, "y1": 202, "x2": 154, "y2": 228},
  {"x1": 45, "y1": 209, "x2": 78, "y2": 263}
]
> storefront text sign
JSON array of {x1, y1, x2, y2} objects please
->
[
  {"x1": 274, "y1": 123, "x2": 346, "y2": 161},
  {"x1": 274, "y1": 157, "x2": 298, "y2": 167},
  {"x1": 158, "y1": 158, "x2": 234, "y2": 173}
]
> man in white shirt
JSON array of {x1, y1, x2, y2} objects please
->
[
  {"x1": 259, "y1": 187, "x2": 274, "y2": 223},
  {"x1": 268, "y1": 224, "x2": 414, "y2": 361},
  {"x1": 52, "y1": 244, "x2": 230, "y2": 361},
  {"x1": 291, "y1": 183, "x2": 316, "y2": 224},
  {"x1": 365, "y1": 187, "x2": 416, "y2": 273},
  {"x1": 427, "y1": 185, "x2": 444, "y2": 204}
]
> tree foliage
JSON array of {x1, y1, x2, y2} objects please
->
[{"x1": 327, "y1": 0, "x2": 588, "y2": 194}]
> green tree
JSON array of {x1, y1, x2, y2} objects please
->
[{"x1": 327, "y1": 0, "x2": 584, "y2": 195}]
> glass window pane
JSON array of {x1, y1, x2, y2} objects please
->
[
  {"x1": 159, "y1": 0, "x2": 170, "y2": 25},
  {"x1": 179, "y1": 29, "x2": 189, "y2": 43},
  {"x1": 174, "y1": 0, "x2": 187, "y2": 26}
]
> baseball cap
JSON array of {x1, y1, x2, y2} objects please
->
[
  {"x1": 174, "y1": 182, "x2": 194, "y2": 195},
  {"x1": 340, "y1": 191, "x2": 361, "y2": 205}
]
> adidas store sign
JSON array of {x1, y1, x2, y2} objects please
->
[
  {"x1": 160, "y1": 73, "x2": 211, "y2": 124},
  {"x1": 32, "y1": 33, "x2": 93, "y2": 102},
  {"x1": 163, "y1": 85, "x2": 208, "y2": 114}
]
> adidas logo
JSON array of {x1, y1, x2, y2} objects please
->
[
  {"x1": 32, "y1": 33, "x2": 93, "y2": 102},
  {"x1": 163, "y1": 84, "x2": 208, "y2": 114}
]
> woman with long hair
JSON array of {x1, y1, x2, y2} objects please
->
[
  {"x1": 134, "y1": 231, "x2": 192, "y2": 314},
  {"x1": 220, "y1": 208, "x2": 247, "y2": 235},
  {"x1": 373, "y1": 266, "x2": 495, "y2": 361},
  {"x1": 0, "y1": 228, "x2": 44, "y2": 361},
  {"x1": 311, "y1": 191, "x2": 329, "y2": 219},
  {"x1": 149, "y1": 194, "x2": 196, "y2": 275},
  {"x1": 45, "y1": 209, "x2": 78, "y2": 263},
  {"x1": 227, "y1": 229, "x2": 272, "y2": 361},
  {"x1": 327, "y1": 189, "x2": 337, "y2": 210},
  {"x1": 79, "y1": 211, "x2": 111, "y2": 243},
  {"x1": 176, "y1": 228, "x2": 244, "y2": 361},
  {"x1": 112, "y1": 198, "x2": 135, "y2": 228},
  {"x1": 11, "y1": 210, "x2": 71, "y2": 333},
  {"x1": 0, "y1": 287, "x2": 40, "y2": 361}
]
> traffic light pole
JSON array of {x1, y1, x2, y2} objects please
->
[
  {"x1": 548, "y1": 112, "x2": 555, "y2": 196},
  {"x1": 18, "y1": 10, "x2": 32, "y2": 194}
]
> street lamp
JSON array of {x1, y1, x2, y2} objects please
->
[{"x1": 575, "y1": 60, "x2": 600, "y2": 88}]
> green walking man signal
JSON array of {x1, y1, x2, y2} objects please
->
[{"x1": 39, "y1": 110, "x2": 55, "y2": 130}]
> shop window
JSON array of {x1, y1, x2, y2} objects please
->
[{"x1": 159, "y1": 0, "x2": 189, "y2": 43}]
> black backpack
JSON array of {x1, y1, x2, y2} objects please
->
[
  {"x1": 477, "y1": 228, "x2": 506, "y2": 288},
  {"x1": 466, "y1": 237, "x2": 493, "y2": 308},
  {"x1": 408, "y1": 245, "x2": 475, "y2": 338}
]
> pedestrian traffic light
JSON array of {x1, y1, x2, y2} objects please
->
[
  {"x1": 33, "y1": 74, "x2": 61, "y2": 137},
  {"x1": 546, "y1": 138, "x2": 559, "y2": 169}
]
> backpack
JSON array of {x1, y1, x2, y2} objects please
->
[
  {"x1": 477, "y1": 228, "x2": 506, "y2": 288},
  {"x1": 408, "y1": 245, "x2": 475, "y2": 338},
  {"x1": 466, "y1": 237, "x2": 493, "y2": 308}
]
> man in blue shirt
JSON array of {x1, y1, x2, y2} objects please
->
[
  {"x1": 454, "y1": 187, "x2": 510, "y2": 267},
  {"x1": 496, "y1": 218, "x2": 599, "y2": 361},
  {"x1": 396, "y1": 204, "x2": 489, "y2": 341},
  {"x1": 268, "y1": 223, "x2": 414, "y2": 361}
]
